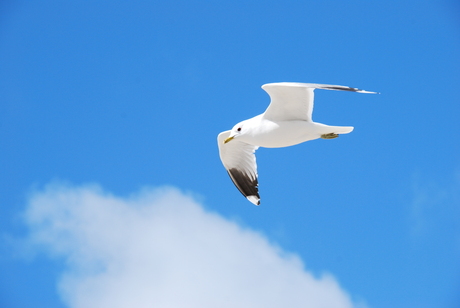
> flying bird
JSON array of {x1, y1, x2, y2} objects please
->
[{"x1": 217, "y1": 82, "x2": 377, "y2": 205}]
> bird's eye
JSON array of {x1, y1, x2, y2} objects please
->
[{"x1": 237, "y1": 127, "x2": 241, "y2": 132}]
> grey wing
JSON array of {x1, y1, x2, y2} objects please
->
[
  {"x1": 261, "y1": 82, "x2": 377, "y2": 122},
  {"x1": 217, "y1": 131, "x2": 260, "y2": 205}
]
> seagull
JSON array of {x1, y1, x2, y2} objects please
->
[{"x1": 217, "y1": 82, "x2": 377, "y2": 205}]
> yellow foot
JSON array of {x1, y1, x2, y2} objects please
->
[{"x1": 321, "y1": 133, "x2": 339, "y2": 139}]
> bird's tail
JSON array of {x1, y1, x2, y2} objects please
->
[{"x1": 331, "y1": 126, "x2": 354, "y2": 134}]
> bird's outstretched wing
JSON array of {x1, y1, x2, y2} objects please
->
[
  {"x1": 262, "y1": 82, "x2": 377, "y2": 122},
  {"x1": 217, "y1": 130, "x2": 260, "y2": 205}
]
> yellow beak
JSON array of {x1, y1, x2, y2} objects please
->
[{"x1": 224, "y1": 136, "x2": 234, "y2": 144}]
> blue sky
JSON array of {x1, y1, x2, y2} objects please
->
[{"x1": 0, "y1": 1, "x2": 459, "y2": 307}]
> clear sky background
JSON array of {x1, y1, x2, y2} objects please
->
[{"x1": 1, "y1": 1, "x2": 459, "y2": 308}]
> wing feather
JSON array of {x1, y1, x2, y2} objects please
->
[
  {"x1": 217, "y1": 131, "x2": 260, "y2": 205},
  {"x1": 261, "y1": 82, "x2": 377, "y2": 122}
]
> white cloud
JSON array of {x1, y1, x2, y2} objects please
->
[
  {"x1": 410, "y1": 171, "x2": 460, "y2": 237},
  {"x1": 24, "y1": 183, "x2": 360, "y2": 308}
]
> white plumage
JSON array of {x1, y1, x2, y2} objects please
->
[{"x1": 218, "y1": 82, "x2": 377, "y2": 205}]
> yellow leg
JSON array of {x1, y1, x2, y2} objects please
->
[{"x1": 321, "y1": 133, "x2": 339, "y2": 139}]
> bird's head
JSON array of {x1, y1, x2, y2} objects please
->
[{"x1": 224, "y1": 121, "x2": 247, "y2": 144}]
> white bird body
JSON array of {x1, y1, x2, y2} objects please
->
[
  {"x1": 232, "y1": 115, "x2": 354, "y2": 148},
  {"x1": 218, "y1": 82, "x2": 376, "y2": 205}
]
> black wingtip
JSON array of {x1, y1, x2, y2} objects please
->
[
  {"x1": 323, "y1": 86, "x2": 378, "y2": 94},
  {"x1": 227, "y1": 168, "x2": 260, "y2": 205},
  {"x1": 324, "y1": 86, "x2": 358, "y2": 92}
]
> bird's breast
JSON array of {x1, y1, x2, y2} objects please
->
[{"x1": 247, "y1": 120, "x2": 320, "y2": 148}]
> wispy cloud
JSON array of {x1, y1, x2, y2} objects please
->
[
  {"x1": 24, "y1": 183, "x2": 360, "y2": 308},
  {"x1": 410, "y1": 171, "x2": 460, "y2": 238}
]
